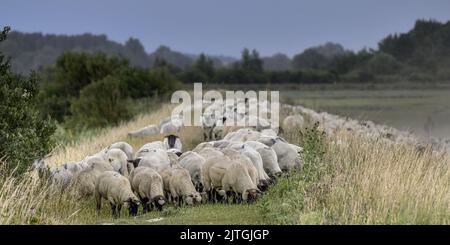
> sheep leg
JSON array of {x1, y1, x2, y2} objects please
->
[
  {"x1": 110, "y1": 203, "x2": 118, "y2": 219},
  {"x1": 142, "y1": 198, "x2": 149, "y2": 213},
  {"x1": 95, "y1": 196, "x2": 102, "y2": 216},
  {"x1": 117, "y1": 204, "x2": 122, "y2": 218}
]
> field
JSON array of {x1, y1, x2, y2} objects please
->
[
  {"x1": 0, "y1": 86, "x2": 449, "y2": 225},
  {"x1": 281, "y1": 86, "x2": 450, "y2": 139}
]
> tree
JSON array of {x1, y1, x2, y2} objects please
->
[
  {"x1": 38, "y1": 52, "x2": 128, "y2": 122},
  {"x1": 0, "y1": 26, "x2": 55, "y2": 174},
  {"x1": 66, "y1": 76, "x2": 131, "y2": 129}
]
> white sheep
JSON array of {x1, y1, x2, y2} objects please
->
[
  {"x1": 137, "y1": 148, "x2": 170, "y2": 173},
  {"x1": 227, "y1": 143, "x2": 272, "y2": 190},
  {"x1": 244, "y1": 141, "x2": 282, "y2": 176},
  {"x1": 220, "y1": 162, "x2": 261, "y2": 203},
  {"x1": 73, "y1": 156, "x2": 114, "y2": 198},
  {"x1": 128, "y1": 124, "x2": 160, "y2": 137},
  {"x1": 161, "y1": 165, "x2": 202, "y2": 206},
  {"x1": 258, "y1": 136, "x2": 302, "y2": 171},
  {"x1": 105, "y1": 149, "x2": 129, "y2": 177},
  {"x1": 130, "y1": 167, "x2": 166, "y2": 212},
  {"x1": 106, "y1": 141, "x2": 134, "y2": 160},
  {"x1": 95, "y1": 171, "x2": 140, "y2": 218},
  {"x1": 179, "y1": 151, "x2": 206, "y2": 192}
]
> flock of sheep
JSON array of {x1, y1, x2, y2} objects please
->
[{"x1": 32, "y1": 100, "x2": 304, "y2": 219}]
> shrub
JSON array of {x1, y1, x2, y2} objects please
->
[
  {"x1": 65, "y1": 75, "x2": 131, "y2": 129},
  {"x1": 0, "y1": 26, "x2": 56, "y2": 174}
]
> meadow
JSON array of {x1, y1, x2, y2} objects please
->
[{"x1": 1, "y1": 96, "x2": 449, "y2": 224}]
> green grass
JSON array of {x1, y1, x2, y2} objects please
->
[{"x1": 109, "y1": 204, "x2": 264, "y2": 225}]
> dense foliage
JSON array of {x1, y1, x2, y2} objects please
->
[{"x1": 0, "y1": 27, "x2": 55, "y2": 174}]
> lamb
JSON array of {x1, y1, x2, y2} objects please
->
[
  {"x1": 179, "y1": 151, "x2": 206, "y2": 192},
  {"x1": 167, "y1": 166, "x2": 202, "y2": 206},
  {"x1": 95, "y1": 171, "x2": 140, "y2": 218},
  {"x1": 105, "y1": 149, "x2": 129, "y2": 177},
  {"x1": 128, "y1": 124, "x2": 160, "y2": 137},
  {"x1": 167, "y1": 148, "x2": 182, "y2": 157},
  {"x1": 129, "y1": 167, "x2": 166, "y2": 212},
  {"x1": 244, "y1": 141, "x2": 282, "y2": 177},
  {"x1": 220, "y1": 162, "x2": 261, "y2": 203},
  {"x1": 73, "y1": 156, "x2": 114, "y2": 198},
  {"x1": 136, "y1": 141, "x2": 165, "y2": 157},
  {"x1": 163, "y1": 134, "x2": 182, "y2": 151}
]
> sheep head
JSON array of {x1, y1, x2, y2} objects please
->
[
  {"x1": 124, "y1": 196, "x2": 140, "y2": 216},
  {"x1": 152, "y1": 195, "x2": 166, "y2": 211},
  {"x1": 245, "y1": 189, "x2": 262, "y2": 203}
]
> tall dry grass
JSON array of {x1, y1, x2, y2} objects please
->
[
  {"x1": 261, "y1": 126, "x2": 450, "y2": 224},
  {"x1": 0, "y1": 104, "x2": 205, "y2": 224}
]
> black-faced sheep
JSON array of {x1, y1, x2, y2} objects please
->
[
  {"x1": 164, "y1": 166, "x2": 202, "y2": 206},
  {"x1": 130, "y1": 167, "x2": 166, "y2": 212},
  {"x1": 163, "y1": 134, "x2": 182, "y2": 151},
  {"x1": 221, "y1": 162, "x2": 261, "y2": 203},
  {"x1": 95, "y1": 171, "x2": 140, "y2": 218},
  {"x1": 179, "y1": 151, "x2": 206, "y2": 192}
]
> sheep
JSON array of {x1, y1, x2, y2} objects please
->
[
  {"x1": 223, "y1": 128, "x2": 261, "y2": 142},
  {"x1": 133, "y1": 141, "x2": 166, "y2": 166},
  {"x1": 163, "y1": 134, "x2": 182, "y2": 151},
  {"x1": 106, "y1": 141, "x2": 134, "y2": 161},
  {"x1": 221, "y1": 148, "x2": 259, "y2": 188},
  {"x1": 167, "y1": 166, "x2": 202, "y2": 206},
  {"x1": 192, "y1": 142, "x2": 214, "y2": 153},
  {"x1": 95, "y1": 171, "x2": 140, "y2": 218},
  {"x1": 202, "y1": 155, "x2": 232, "y2": 202},
  {"x1": 167, "y1": 148, "x2": 182, "y2": 157},
  {"x1": 49, "y1": 166, "x2": 73, "y2": 189},
  {"x1": 160, "y1": 117, "x2": 183, "y2": 134},
  {"x1": 32, "y1": 158, "x2": 51, "y2": 179},
  {"x1": 197, "y1": 147, "x2": 224, "y2": 161},
  {"x1": 244, "y1": 141, "x2": 282, "y2": 177},
  {"x1": 179, "y1": 151, "x2": 206, "y2": 192},
  {"x1": 220, "y1": 162, "x2": 261, "y2": 203},
  {"x1": 260, "y1": 128, "x2": 278, "y2": 137},
  {"x1": 128, "y1": 124, "x2": 160, "y2": 137},
  {"x1": 72, "y1": 156, "x2": 114, "y2": 198},
  {"x1": 282, "y1": 114, "x2": 305, "y2": 131},
  {"x1": 129, "y1": 167, "x2": 166, "y2": 212},
  {"x1": 136, "y1": 141, "x2": 165, "y2": 157},
  {"x1": 258, "y1": 136, "x2": 302, "y2": 172},
  {"x1": 105, "y1": 149, "x2": 129, "y2": 177},
  {"x1": 137, "y1": 148, "x2": 170, "y2": 173},
  {"x1": 226, "y1": 143, "x2": 272, "y2": 190}
]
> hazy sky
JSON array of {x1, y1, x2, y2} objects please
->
[{"x1": 3, "y1": 0, "x2": 450, "y2": 57}]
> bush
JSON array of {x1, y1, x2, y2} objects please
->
[
  {"x1": 65, "y1": 75, "x2": 132, "y2": 129},
  {"x1": 0, "y1": 27, "x2": 56, "y2": 175}
]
